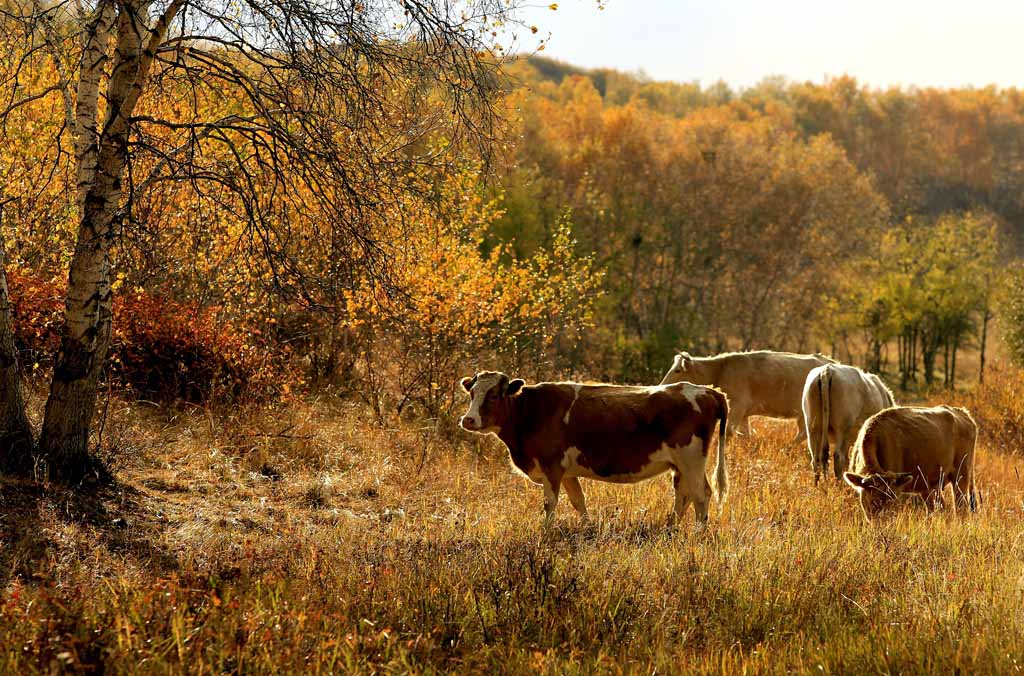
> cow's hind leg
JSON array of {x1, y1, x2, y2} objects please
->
[
  {"x1": 696, "y1": 476, "x2": 712, "y2": 525},
  {"x1": 805, "y1": 416, "x2": 820, "y2": 481},
  {"x1": 562, "y1": 477, "x2": 589, "y2": 520},
  {"x1": 786, "y1": 415, "x2": 807, "y2": 450},
  {"x1": 815, "y1": 435, "x2": 830, "y2": 485},
  {"x1": 672, "y1": 439, "x2": 711, "y2": 532},
  {"x1": 831, "y1": 431, "x2": 848, "y2": 481}
]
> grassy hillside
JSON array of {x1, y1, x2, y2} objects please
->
[{"x1": 2, "y1": 374, "x2": 1023, "y2": 673}]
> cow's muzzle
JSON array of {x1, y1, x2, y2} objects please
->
[{"x1": 460, "y1": 416, "x2": 480, "y2": 431}]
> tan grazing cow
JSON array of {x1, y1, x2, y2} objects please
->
[
  {"x1": 660, "y1": 350, "x2": 834, "y2": 441},
  {"x1": 459, "y1": 371, "x2": 729, "y2": 530},
  {"x1": 802, "y1": 363, "x2": 895, "y2": 482},
  {"x1": 843, "y1": 405, "x2": 978, "y2": 521}
]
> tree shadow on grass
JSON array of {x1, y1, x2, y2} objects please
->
[{"x1": 0, "y1": 474, "x2": 180, "y2": 587}]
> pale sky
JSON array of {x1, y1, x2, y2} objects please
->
[{"x1": 514, "y1": 0, "x2": 1024, "y2": 90}]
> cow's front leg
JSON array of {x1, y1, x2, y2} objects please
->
[
  {"x1": 952, "y1": 470, "x2": 975, "y2": 514},
  {"x1": 562, "y1": 477, "x2": 588, "y2": 520},
  {"x1": 734, "y1": 413, "x2": 752, "y2": 439},
  {"x1": 541, "y1": 469, "x2": 563, "y2": 528},
  {"x1": 671, "y1": 470, "x2": 692, "y2": 526},
  {"x1": 727, "y1": 401, "x2": 751, "y2": 439},
  {"x1": 923, "y1": 486, "x2": 947, "y2": 512}
]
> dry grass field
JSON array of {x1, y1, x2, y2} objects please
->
[{"x1": 2, "y1": 372, "x2": 1024, "y2": 674}]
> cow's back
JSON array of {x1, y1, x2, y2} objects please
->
[
  {"x1": 562, "y1": 383, "x2": 718, "y2": 480},
  {"x1": 719, "y1": 351, "x2": 831, "y2": 418},
  {"x1": 853, "y1": 406, "x2": 975, "y2": 485},
  {"x1": 866, "y1": 373, "x2": 896, "y2": 410},
  {"x1": 829, "y1": 364, "x2": 892, "y2": 426}
]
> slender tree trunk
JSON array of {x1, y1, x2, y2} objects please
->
[
  {"x1": 913, "y1": 325, "x2": 921, "y2": 381},
  {"x1": 922, "y1": 327, "x2": 938, "y2": 387},
  {"x1": 0, "y1": 199, "x2": 34, "y2": 473},
  {"x1": 910, "y1": 325, "x2": 918, "y2": 381},
  {"x1": 943, "y1": 339, "x2": 950, "y2": 387},
  {"x1": 36, "y1": 192, "x2": 117, "y2": 476},
  {"x1": 897, "y1": 331, "x2": 905, "y2": 387},
  {"x1": 980, "y1": 308, "x2": 991, "y2": 384},
  {"x1": 951, "y1": 331, "x2": 959, "y2": 390},
  {"x1": 37, "y1": 0, "x2": 181, "y2": 479}
]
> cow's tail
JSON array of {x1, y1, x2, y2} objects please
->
[
  {"x1": 817, "y1": 365, "x2": 832, "y2": 480},
  {"x1": 713, "y1": 389, "x2": 729, "y2": 505},
  {"x1": 969, "y1": 422, "x2": 979, "y2": 512}
]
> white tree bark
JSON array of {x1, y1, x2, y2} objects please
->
[{"x1": 38, "y1": 0, "x2": 183, "y2": 477}]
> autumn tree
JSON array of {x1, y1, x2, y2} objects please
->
[
  {"x1": 0, "y1": 0, "x2": 523, "y2": 479},
  {"x1": 500, "y1": 77, "x2": 887, "y2": 379},
  {"x1": 830, "y1": 212, "x2": 1002, "y2": 388}
]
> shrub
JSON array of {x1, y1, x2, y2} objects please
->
[
  {"x1": 7, "y1": 269, "x2": 290, "y2": 403},
  {"x1": 7, "y1": 269, "x2": 64, "y2": 368},
  {"x1": 953, "y1": 367, "x2": 1024, "y2": 455},
  {"x1": 345, "y1": 211, "x2": 603, "y2": 419}
]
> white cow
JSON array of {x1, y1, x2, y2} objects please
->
[
  {"x1": 802, "y1": 363, "x2": 894, "y2": 482},
  {"x1": 661, "y1": 350, "x2": 834, "y2": 443}
]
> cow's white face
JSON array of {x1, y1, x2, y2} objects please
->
[
  {"x1": 459, "y1": 371, "x2": 525, "y2": 435},
  {"x1": 843, "y1": 471, "x2": 915, "y2": 521},
  {"x1": 660, "y1": 352, "x2": 693, "y2": 385}
]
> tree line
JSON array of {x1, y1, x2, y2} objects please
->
[{"x1": 495, "y1": 58, "x2": 1020, "y2": 385}]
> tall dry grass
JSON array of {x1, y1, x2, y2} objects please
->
[{"x1": 1, "y1": 378, "x2": 1023, "y2": 673}]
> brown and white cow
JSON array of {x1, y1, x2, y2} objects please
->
[
  {"x1": 660, "y1": 350, "x2": 834, "y2": 442},
  {"x1": 843, "y1": 405, "x2": 978, "y2": 521},
  {"x1": 459, "y1": 371, "x2": 729, "y2": 530},
  {"x1": 802, "y1": 363, "x2": 895, "y2": 482}
]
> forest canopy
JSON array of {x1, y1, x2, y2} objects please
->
[{"x1": 493, "y1": 57, "x2": 1019, "y2": 383}]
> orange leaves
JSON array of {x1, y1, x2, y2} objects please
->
[
  {"x1": 330, "y1": 165, "x2": 601, "y2": 414},
  {"x1": 8, "y1": 269, "x2": 290, "y2": 403}
]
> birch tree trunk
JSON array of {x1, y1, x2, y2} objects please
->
[
  {"x1": 37, "y1": 0, "x2": 179, "y2": 478},
  {"x1": 0, "y1": 200, "x2": 34, "y2": 472}
]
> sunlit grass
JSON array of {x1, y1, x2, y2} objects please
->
[{"x1": 1, "y1": 380, "x2": 1023, "y2": 673}]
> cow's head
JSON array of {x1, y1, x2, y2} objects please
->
[
  {"x1": 459, "y1": 371, "x2": 525, "y2": 435},
  {"x1": 660, "y1": 352, "x2": 694, "y2": 385},
  {"x1": 843, "y1": 471, "x2": 915, "y2": 520}
]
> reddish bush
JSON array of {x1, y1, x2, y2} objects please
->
[
  {"x1": 7, "y1": 269, "x2": 63, "y2": 367},
  {"x1": 6, "y1": 270, "x2": 290, "y2": 403}
]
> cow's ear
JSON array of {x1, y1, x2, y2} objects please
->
[
  {"x1": 891, "y1": 472, "x2": 916, "y2": 492},
  {"x1": 507, "y1": 378, "x2": 525, "y2": 396},
  {"x1": 844, "y1": 472, "x2": 868, "y2": 490},
  {"x1": 460, "y1": 375, "x2": 476, "y2": 393}
]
